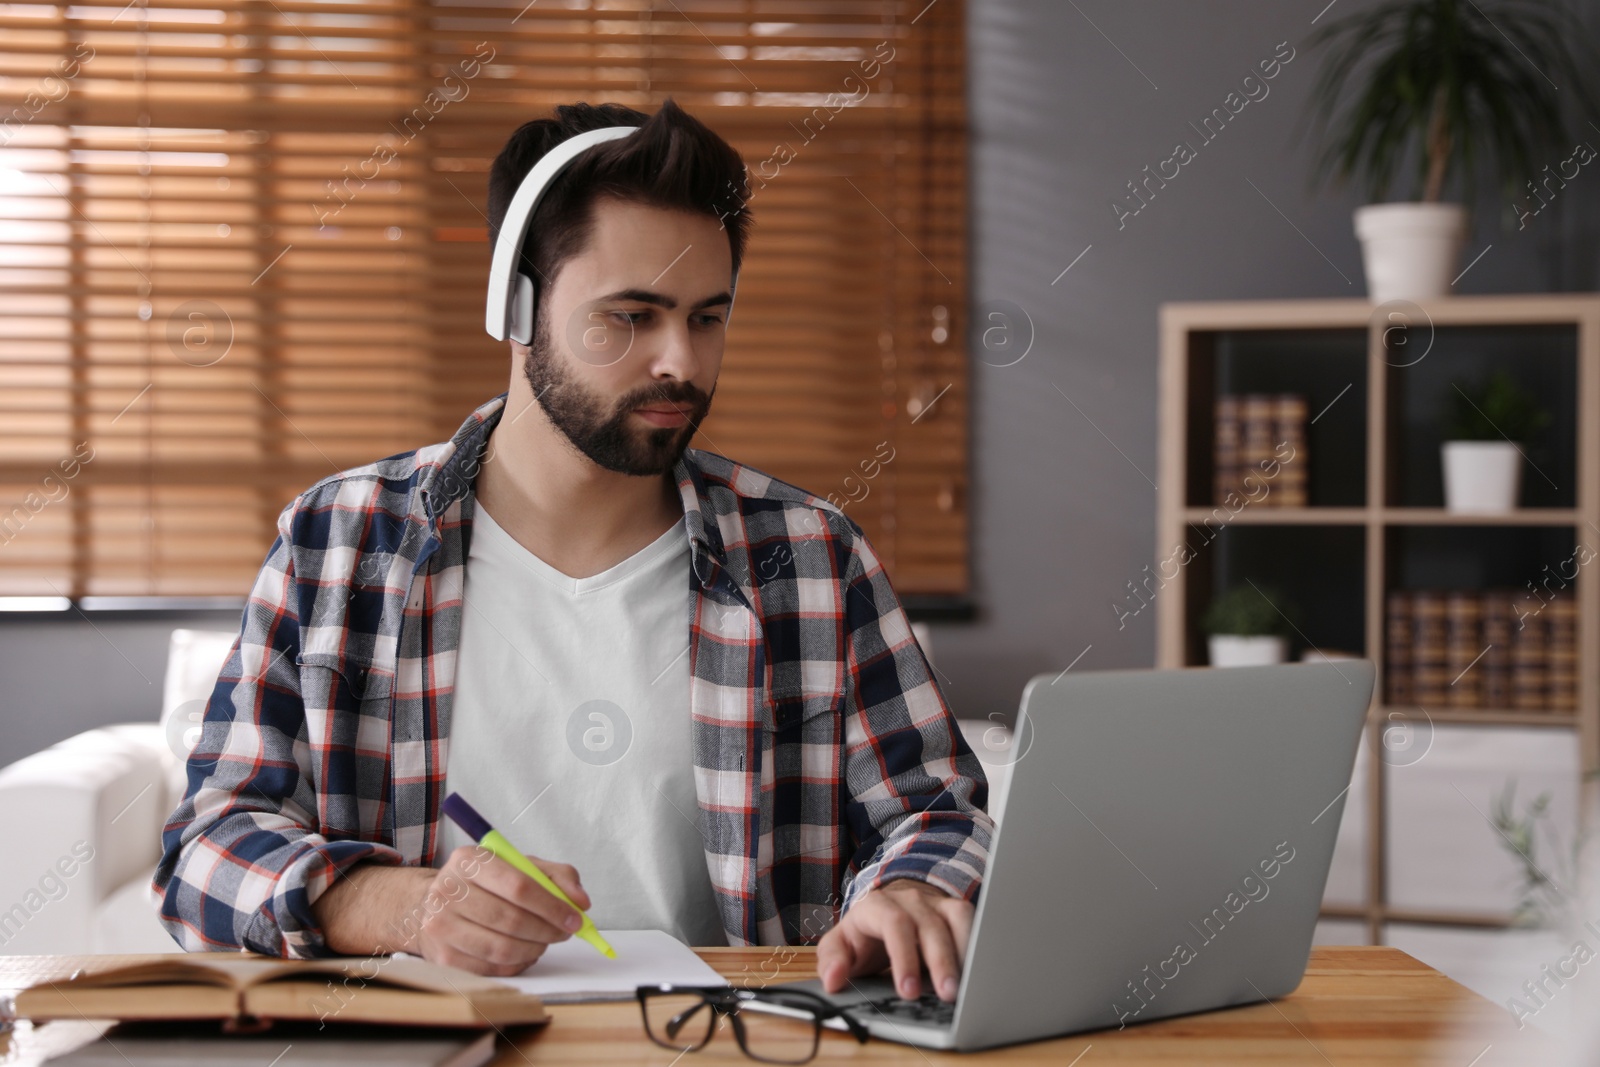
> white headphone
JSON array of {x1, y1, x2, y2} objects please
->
[{"x1": 484, "y1": 124, "x2": 740, "y2": 344}]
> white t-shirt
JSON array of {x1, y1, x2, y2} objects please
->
[{"x1": 436, "y1": 501, "x2": 725, "y2": 947}]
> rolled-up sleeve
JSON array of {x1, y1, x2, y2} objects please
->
[
  {"x1": 152, "y1": 505, "x2": 403, "y2": 957},
  {"x1": 834, "y1": 522, "x2": 994, "y2": 910}
]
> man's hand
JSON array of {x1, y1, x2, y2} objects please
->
[
  {"x1": 312, "y1": 847, "x2": 591, "y2": 976},
  {"x1": 816, "y1": 880, "x2": 974, "y2": 1003}
]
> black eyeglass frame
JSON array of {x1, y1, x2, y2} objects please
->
[{"x1": 635, "y1": 983, "x2": 870, "y2": 1063}]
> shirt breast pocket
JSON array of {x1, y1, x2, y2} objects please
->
[
  {"x1": 297, "y1": 649, "x2": 395, "y2": 705},
  {"x1": 293, "y1": 649, "x2": 394, "y2": 838},
  {"x1": 764, "y1": 685, "x2": 842, "y2": 799},
  {"x1": 767, "y1": 682, "x2": 842, "y2": 740}
]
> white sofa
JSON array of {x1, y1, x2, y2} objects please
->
[
  {"x1": 0, "y1": 628, "x2": 235, "y2": 955},
  {"x1": 0, "y1": 624, "x2": 1007, "y2": 958}
]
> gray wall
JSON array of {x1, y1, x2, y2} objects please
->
[
  {"x1": 3, "y1": 0, "x2": 1598, "y2": 765},
  {"x1": 929, "y1": 0, "x2": 1600, "y2": 724},
  {"x1": 0, "y1": 612, "x2": 241, "y2": 766}
]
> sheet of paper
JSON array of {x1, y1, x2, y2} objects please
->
[{"x1": 492, "y1": 929, "x2": 727, "y2": 1003}]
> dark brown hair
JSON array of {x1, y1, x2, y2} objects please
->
[{"x1": 486, "y1": 99, "x2": 751, "y2": 295}]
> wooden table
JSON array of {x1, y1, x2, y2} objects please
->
[{"x1": 0, "y1": 947, "x2": 1550, "y2": 1065}]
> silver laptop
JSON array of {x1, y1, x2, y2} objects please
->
[{"x1": 772, "y1": 661, "x2": 1374, "y2": 1051}]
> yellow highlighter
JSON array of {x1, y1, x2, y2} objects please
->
[{"x1": 442, "y1": 791, "x2": 616, "y2": 959}]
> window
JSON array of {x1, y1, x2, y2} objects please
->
[{"x1": 0, "y1": 0, "x2": 968, "y2": 599}]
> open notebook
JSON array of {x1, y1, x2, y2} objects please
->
[{"x1": 489, "y1": 929, "x2": 726, "y2": 1003}]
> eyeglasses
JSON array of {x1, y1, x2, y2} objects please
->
[{"x1": 636, "y1": 984, "x2": 869, "y2": 1064}]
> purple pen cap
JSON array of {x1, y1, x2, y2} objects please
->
[{"x1": 442, "y1": 792, "x2": 492, "y2": 842}]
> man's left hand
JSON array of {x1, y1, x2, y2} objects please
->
[{"x1": 816, "y1": 880, "x2": 974, "y2": 1003}]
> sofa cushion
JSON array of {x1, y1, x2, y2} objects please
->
[
  {"x1": 94, "y1": 873, "x2": 183, "y2": 954},
  {"x1": 0, "y1": 724, "x2": 167, "y2": 955},
  {"x1": 159, "y1": 628, "x2": 237, "y2": 811}
]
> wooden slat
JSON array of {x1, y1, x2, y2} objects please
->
[{"x1": 0, "y1": 0, "x2": 969, "y2": 598}]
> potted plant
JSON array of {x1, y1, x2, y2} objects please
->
[
  {"x1": 1305, "y1": 0, "x2": 1595, "y2": 302},
  {"x1": 1491, "y1": 780, "x2": 1591, "y2": 937},
  {"x1": 1441, "y1": 371, "x2": 1549, "y2": 512},
  {"x1": 1202, "y1": 585, "x2": 1294, "y2": 668}
]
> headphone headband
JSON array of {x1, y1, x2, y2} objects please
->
[
  {"x1": 485, "y1": 126, "x2": 635, "y2": 343},
  {"x1": 484, "y1": 123, "x2": 740, "y2": 344}
]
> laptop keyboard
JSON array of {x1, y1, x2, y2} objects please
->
[{"x1": 860, "y1": 991, "x2": 957, "y2": 1027}]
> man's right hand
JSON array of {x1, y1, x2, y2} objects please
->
[
  {"x1": 412, "y1": 846, "x2": 591, "y2": 975},
  {"x1": 313, "y1": 847, "x2": 591, "y2": 976}
]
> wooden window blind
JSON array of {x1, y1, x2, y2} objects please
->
[{"x1": 0, "y1": 0, "x2": 969, "y2": 600}]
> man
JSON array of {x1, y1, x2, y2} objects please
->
[{"x1": 155, "y1": 99, "x2": 992, "y2": 1004}]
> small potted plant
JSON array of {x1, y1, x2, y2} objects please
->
[
  {"x1": 1305, "y1": 0, "x2": 1595, "y2": 302},
  {"x1": 1442, "y1": 371, "x2": 1549, "y2": 512},
  {"x1": 1491, "y1": 780, "x2": 1591, "y2": 938},
  {"x1": 1202, "y1": 585, "x2": 1294, "y2": 668}
]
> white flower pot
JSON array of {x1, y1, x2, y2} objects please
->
[
  {"x1": 1354, "y1": 202, "x2": 1467, "y2": 303},
  {"x1": 1441, "y1": 440, "x2": 1522, "y2": 512},
  {"x1": 1208, "y1": 634, "x2": 1287, "y2": 668}
]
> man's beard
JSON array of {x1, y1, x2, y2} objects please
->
[{"x1": 521, "y1": 306, "x2": 714, "y2": 476}]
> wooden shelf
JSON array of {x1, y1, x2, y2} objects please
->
[
  {"x1": 1162, "y1": 292, "x2": 1600, "y2": 330},
  {"x1": 1380, "y1": 507, "x2": 1583, "y2": 527},
  {"x1": 1182, "y1": 506, "x2": 1368, "y2": 525},
  {"x1": 1159, "y1": 294, "x2": 1600, "y2": 944},
  {"x1": 1372, "y1": 704, "x2": 1578, "y2": 729},
  {"x1": 1320, "y1": 904, "x2": 1514, "y2": 930},
  {"x1": 1181, "y1": 505, "x2": 1583, "y2": 527}
]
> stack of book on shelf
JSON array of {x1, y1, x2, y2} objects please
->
[
  {"x1": 1385, "y1": 589, "x2": 1577, "y2": 711},
  {"x1": 1213, "y1": 394, "x2": 1307, "y2": 506}
]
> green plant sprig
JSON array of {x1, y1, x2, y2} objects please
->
[
  {"x1": 1304, "y1": 0, "x2": 1597, "y2": 205},
  {"x1": 1445, "y1": 371, "x2": 1552, "y2": 442},
  {"x1": 1201, "y1": 584, "x2": 1296, "y2": 637},
  {"x1": 1491, "y1": 779, "x2": 1591, "y2": 934}
]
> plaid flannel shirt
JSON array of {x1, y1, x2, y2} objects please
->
[{"x1": 154, "y1": 395, "x2": 992, "y2": 957}]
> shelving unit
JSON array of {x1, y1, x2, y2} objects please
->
[{"x1": 1157, "y1": 295, "x2": 1599, "y2": 943}]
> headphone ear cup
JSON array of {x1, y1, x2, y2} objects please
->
[{"x1": 509, "y1": 272, "x2": 536, "y2": 346}]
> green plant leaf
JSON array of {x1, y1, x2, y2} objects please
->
[
  {"x1": 1445, "y1": 371, "x2": 1552, "y2": 441},
  {"x1": 1303, "y1": 0, "x2": 1599, "y2": 207},
  {"x1": 1201, "y1": 584, "x2": 1296, "y2": 637}
]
